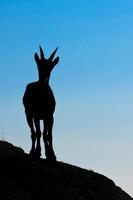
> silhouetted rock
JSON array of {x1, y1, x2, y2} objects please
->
[{"x1": 0, "y1": 140, "x2": 132, "y2": 200}]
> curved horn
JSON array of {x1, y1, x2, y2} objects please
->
[
  {"x1": 49, "y1": 47, "x2": 58, "y2": 61},
  {"x1": 39, "y1": 45, "x2": 45, "y2": 60}
]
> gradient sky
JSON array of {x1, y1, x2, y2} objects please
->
[{"x1": 1, "y1": 0, "x2": 133, "y2": 196}]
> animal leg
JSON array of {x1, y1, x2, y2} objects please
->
[
  {"x1": 26, "y1": 114, "x2": 36, "y2": 156},
  {"x1": 43, "y1": 119, "x2": 50, "y2": 160},
  {"x1": 34, "y1": 118, "x2": 41, "y2": 158},
  {"x1": 43, "y1": 117, "x2": 56, "y2": 161}
]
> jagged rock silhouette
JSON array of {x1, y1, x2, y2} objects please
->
[{"x1": 0, "y1": 140, "x2": 132, "y2": 200}]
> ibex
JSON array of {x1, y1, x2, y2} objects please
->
[{"x1": 23, "y1": 46, "x2": 59, "y2": 161}]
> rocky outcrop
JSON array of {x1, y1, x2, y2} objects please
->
[{"x1": 0, "y1": 141, "x2": 132, "y2": 200}]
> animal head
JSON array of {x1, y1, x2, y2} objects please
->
[{"x1": 34, "y1": 46, "x2": 59, "y2": 83}]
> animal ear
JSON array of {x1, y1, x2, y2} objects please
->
[
  {"x1": 52, "y1": 56, "x2": 59, "y2": 67},
  {"x1": 34, "y1": 53, "x2": 40, "y2": 64}
]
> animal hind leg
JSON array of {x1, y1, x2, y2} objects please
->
[{"x1": 26, "y1": 114, "x2": 36, "y2": 156}]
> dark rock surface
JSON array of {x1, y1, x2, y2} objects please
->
[{"x1": 0, "y1": 140, "x2": 132, "y2": 200}]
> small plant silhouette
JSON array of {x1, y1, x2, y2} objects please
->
[
  {"x1": 1, "y1": 131, "x2": 5, "y2": 141},
  {"x1": 23, "y1": 46, "x2": 59, "y2": 161}
]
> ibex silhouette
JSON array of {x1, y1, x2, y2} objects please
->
[{"x1": 23, "y1": 46, "x2": 59, "y2": 161}]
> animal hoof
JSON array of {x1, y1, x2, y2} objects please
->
[
  {"x1": 46, "y1": 152, "x2": 56, "y2": 162},
  {"x1": 29, "y1": 149, "x2": 35, "y2": 157},
  {"x1": 35, "y1": 148, "x2": 41, "y2": 158}
]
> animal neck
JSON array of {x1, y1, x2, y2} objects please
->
[{"x1": 38, "y1": 79, "x2": 49, "y2": 86}]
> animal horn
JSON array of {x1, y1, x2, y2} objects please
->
[
  {"x1": 39, "y1": 45, "x2": 45, "y2": 60},
  {"x1": 49, "y1": 47, "x2": 58, "y2": 61}
]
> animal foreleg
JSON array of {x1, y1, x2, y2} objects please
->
[
  {"x1": 43, "y1": 120, "x2": 49, "y2": 160},
  {"x1": 26, "y1": 115, "x2": 36, "y2": 156},
  {"x1": 34, "y1": 118, "x2": 41, "y2": 158},
  {"x1": 44, "y1": 117, "x2": 56, "y2": 161}
]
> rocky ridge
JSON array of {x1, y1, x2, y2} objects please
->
[{"x1": 0, "y1": 140, "x2": 132, "y2": 200}]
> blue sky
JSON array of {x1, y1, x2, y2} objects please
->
[{"x1": 1, "y1": 0, "x2": 133, "y2": 196}]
